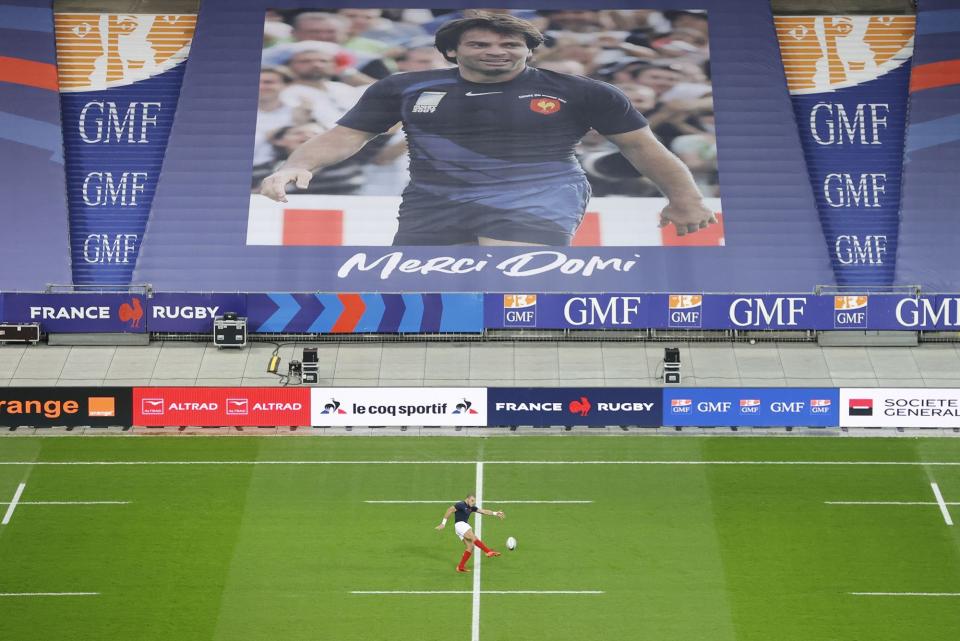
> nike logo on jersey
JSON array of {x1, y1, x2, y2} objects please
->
[{"x1": 465, "y1": 91, "x2": 503, "y2": 96}]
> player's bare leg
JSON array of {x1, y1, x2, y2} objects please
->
[{"x1": 477, "y1": 236, "x2": 547, "y2": 247}]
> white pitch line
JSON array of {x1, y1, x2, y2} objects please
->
[
  {"x1": 1, "y1": 460, "x2": 960, "y2": 466},
  {"x1": 472, "y1": 461, "x2": 483, "y2": 641},
  {"x1": 0, "y1": 501, "x2": 130, "y2": 506},
  {"x1": 0, "y1": 592, "x2": 99, "y2": 597},
  {"x1": 825, "y1": 501, "x2": 960, "y2": 506},
  {"x1": 477, "y1": 591, "x2": 604, "y2": 595},
  {"x1": 1, "y1": 483, "x2": 26, "y2": 525},
  {"x1": 931, "y1": 483, "x2": 954, "y2": 526},
  {"x1": 352, "y1": 590, "x2": 604, "y2": 595},
  {"x1": 851, "y1": 592, "x2": 960, "y2": 597},
  {"x1": 365, "y1": 500, "x2": 592, "y2": 504}
]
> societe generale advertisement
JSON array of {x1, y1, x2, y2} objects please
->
[
  {"x1": 311, "y1": 388, "x2": 487, "y2": 426},
  {"x1": 840, "y1": 388, "x2": 960, "y2": 428},
  {"x1": 133, "y1": 387, "x2": 310, "y2": 426}
]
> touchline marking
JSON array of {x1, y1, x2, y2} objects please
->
[
  {"x1": 826, "y1": 501, "x2": 960, "y2": 506},
  {"x1": 851, "y1": 592, "x2": 960, "y2": 597},
  {"x1": 0, "y1": 501, "x2": 130, "y2": 505},
  {"x1": 931, "y1": 482, "x2": 954, "y2": 526},
  {"x1": 472, "y1": 461, "x2": 483, "y2": 641},
  {"x1": 0, "y1": 592, "x2": 99, "y2": 597},
  {"x1": 365, "y1": 500, "x2": 592, "y2": 504},
  {"x1": 352, "y1": 590, "x2": 604, "y2": 595},
  {"x1": 1, "y1": 483, "x2": 26, "y2": 525},
  {"x1": 2, "y1": 460, "x2": 960, "y2": 466}
]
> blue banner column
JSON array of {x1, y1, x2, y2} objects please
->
[
  {"x1": 775, "y1": 15, "x2": 915, "y2": 287},
  {"x1": 55, "y1": 12, "x2": 196, "y2": 285}
]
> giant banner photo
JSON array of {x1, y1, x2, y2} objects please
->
[
  {"x1": 131, "y1": 0, "x2": 835, "y2": 293},
  {"x1": 248, "y1": 8, "x2": 723, "y2": 249}
]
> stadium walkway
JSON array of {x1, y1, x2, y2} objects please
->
[{"x1": 1, "y1": 342, "x2": 959, "y2": 388}]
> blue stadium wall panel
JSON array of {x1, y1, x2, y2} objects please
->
[
  {"x1": 133, "y1": 0, "x2": 836, "y2": 293},
  {"x1": 895, "y1": 0, "x2": 960, "y2": 290},
  {"x1": 0, "y1": 0, "x2": 71, "y2": 290}
]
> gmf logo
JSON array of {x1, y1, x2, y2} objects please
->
[
  {"x1": 776, "y1": 15, "x2": 914, "y2": 93},
  {"x1": 54, "y1": 13, "x2": 196, "y2": 91}
]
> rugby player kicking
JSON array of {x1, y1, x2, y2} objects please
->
[
  {"x1": 260, "y1": 13, "x2": 715, "y2": 244},
  {"x1": 435, "y1": 493, "x2": 504, "y2": 573}
]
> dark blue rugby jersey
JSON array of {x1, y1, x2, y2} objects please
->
[
  {"x1": 454, "y1": 501, "x2": 479, "y2": 524},
  {"x1": 337, "y1": 67, "x2": 648, "y2": 188}
]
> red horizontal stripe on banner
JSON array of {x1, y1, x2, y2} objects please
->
[
  {"x1": 910, "y1": 60, "x2": 960, "y2": 93},
  {"x1": 0, "y1": 57, "x2": 59, "y2": 91}
]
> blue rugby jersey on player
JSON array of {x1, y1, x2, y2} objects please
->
[
  {"x1": 338, "y1": 67, "x2": 648, "y2": 189},
  {"x1": 454, "y1": 501, "x2": 479, "y2": 524}
]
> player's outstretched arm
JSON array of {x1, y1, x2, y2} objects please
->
[
  {"x1": 606, "y1": 127, "x2": 717, "y2": 237},
  {"x1": 259, "y1": 125, "x2": 378, "y2": 202},
  {"x1": 436, "y1": 505, "x2": 456, "y2": 530},
  {"x1": 479, "y1": 508, "x2": 505, "y2": 519}
]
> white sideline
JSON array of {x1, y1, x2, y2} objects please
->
[
  {"x1": 1, "y1": 483, "x2": 26, "y2": 525},
  {"x1": 352, "y1": 590, "x2": 605, "y2": 595},
  {"x1": 2, "y1": 460, "x2": 960, "y2": 466},
  {"x1": 365, "y1": 500, "x2": 592, "y2": 504},
  {"x1": 0, "y1": 592, "x2": 98, "y2": 597},
  {"x1": 0, "y1": 501, "x2": 130, "y2": 505},
  {"x1": 851, "y1": 592, "x2": 960, "y2": 597},
  {"x1": 931, "y1": 482, "x2": 954, "y2": 526},
  {"x1": 825, "y1": 501, "x2": 960, "y2": 505},
  {"x1": 472, "y1": 462, "x2": 483, "y2": 641}
]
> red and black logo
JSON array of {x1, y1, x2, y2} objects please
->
[{"x1": 848, "y1": 398, "x2": 873, "y2": 416}]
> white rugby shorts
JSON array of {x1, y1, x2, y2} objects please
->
[{"x1": 454, "y1": 521, "x2": 473, "y2": 540}]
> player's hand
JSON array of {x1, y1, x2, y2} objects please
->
[
  {"x1": 435, "y1": 523, "x2": 445, "y2": 530},
  {"x1": 659, "y1": 200, "x2": 717, "y2": 237},
  {"x1": 495, "y1": 511, "x2": 505, "y2": 520},
  {"x1": 260, "y1": 168, "x2": 313, "y2": 203}
]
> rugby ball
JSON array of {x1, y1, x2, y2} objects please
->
[{"x1": 506, "y1": 536, "x2": 517, "y2": 551}]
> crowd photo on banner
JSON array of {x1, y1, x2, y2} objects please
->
[{"x1": 249, "y1": 8, "x2": 721, "y2": 247}]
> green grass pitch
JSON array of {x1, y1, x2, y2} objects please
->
[{"x1": 1, "y1": 436, "x2": 960, "y2": 641}]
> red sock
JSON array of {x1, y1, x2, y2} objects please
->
[
  {"x1": 457, "y1": 550, "x2": 472, "y2": 570},
  {"x1": 474, "y1": 539, "x2": 492, "y2": 554}
]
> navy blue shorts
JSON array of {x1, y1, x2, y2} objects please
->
[{"x1": 392, "y1": 178, "x2": 592, "y2": 246}]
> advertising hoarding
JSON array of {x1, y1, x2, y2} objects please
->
[
  {"x1": 663, "y1": 388, "x2": 839, "y2": 427},
  {"x1": 0, "y1": 387, "x2": 131, "y2": 427},
  {"x1": 310, "y1": 387, "x2": 487, "y2": 426},
  {"x1": 487, "y1": 387, "x2": 662, "y2": 426},
  {"x1": 132, "y1": 387, "x2": 311, "y2": 426},
  {"x1": 840, "y1": 388, "x2": 960, "y2": 428},
  {"x1": 1, "y1": 293, "x2": 147, "y2": 333}
]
